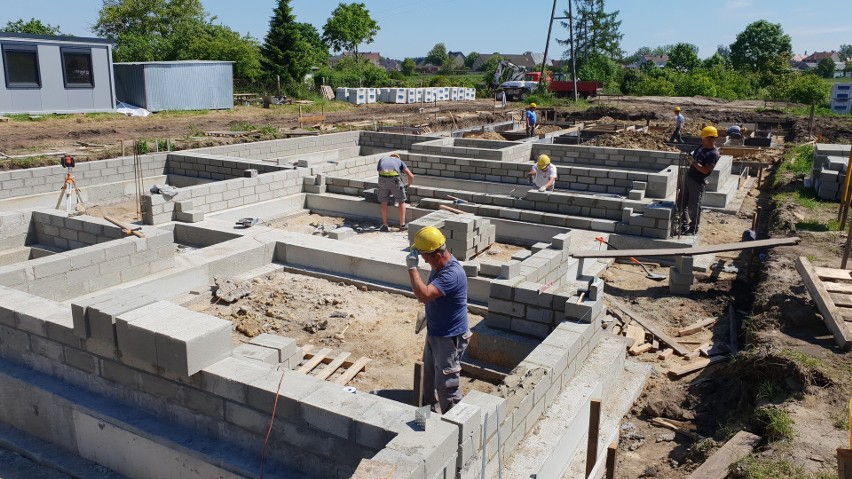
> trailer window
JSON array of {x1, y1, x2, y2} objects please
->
[
  {"x1": 2, "y1": 44, "x2": 41, "y2": 88},
  {"x1": 62, "y1": 48, "x2": 94, "y2": 88}
]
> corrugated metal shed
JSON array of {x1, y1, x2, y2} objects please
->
[{"x1": 113, "y1": 61, "x2": 233, "y2": 112}]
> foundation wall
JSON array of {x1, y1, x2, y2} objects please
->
[
  {"x1": 412, "y1": 137, "x2": 532, "y2": 163},
  {"x1": 533, "y1": 143, "x2": 680, "y2": 171},
  {"x1": 0, "y1": 210, "x2": 34, "y2": 251},
  {"x1": 165, "y1": 152, "x2": 284, "y2": 179},
  {"x1": 0, "y1": 154, "x2": 168, "y2": 200},
  {"x1": 189, "y1": 131, "x2": 362, "y2": 161},
  {"x1": 0, "y1": 217, "x2": 174, "y2": 301}
]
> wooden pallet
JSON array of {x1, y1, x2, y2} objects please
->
[
  {"x1": 796, "y1": 257, "x2": 852, "y2": 350},
  {"x1": 298, "y1": 344, "x2": 371, "y2": 385}
]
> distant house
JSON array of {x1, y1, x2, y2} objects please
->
[
  {"x1": 625, "y1": 55, "x2": 668, "y2": 69},
  {"x1": 329, "y1": 51, "x2": 381, "y2": 66},
  {"x1": 379, "y1": 58, "x2": 401, "y2": 72},
  {"x1": 803, "y1": 51, "x2": 842, "y2": 63},
  {"x1": 415, "y1": 63, "x2": 440, "y2": 74},
  {"x1": 0, "y1": 32, "x2": 115, "y2": 114},
  {"x1": 472, "y1": 52, "x2": 547, "y2": 71},
  {"x1": 447, "y1": 51, "x2": 466, "y2": 69}
]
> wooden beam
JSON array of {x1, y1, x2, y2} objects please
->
[
  {"x1": 333, "y1": 357, "x2": 371, "y2": 385},
  {"x1": 572, "y1": 237, "x2": 800, "y2": 259},
  {"x1": 605, "y1": 441, "x2": 617, "y2": 479},
  {"x1": 657, "y1": 348, "x2": 674, "y2": 360},
  {"x1": 795, "y1": 256, "x2": 852, "y2": 350},
  {"x1": 585, "y1": 399, "x2": 602, "y2": 478},
  {"x1": 607, "y1": 296, "x2": 691, "y2": 356},
  {"x1": 667, "y1": 355, "x2": 727, "y2": 379},
  {"x1": 298, "y1": 348, "x2": 331, "y2": 373},
  {"x1": 314, "y1": 352, "x2": 351, "y2": 380},
  {"x1": 687, "y1": 431, "x2": 761, "y2": 478},
  {"x1": 676, "y1": 318, "x2": 717, "y2": 337},
  {"x1": 412, "y1": 361, "x2": 424, "y2": 407},
  {"x1": 650, "y1": 417, "x2": 702, "y2": 440},
  {"x1": 628, "y1": 343, "x2": 652, "y2": 356},
  {"x1": 815, "y1": 267, "x2": 852, "y2": 282},
  {"x1": 104, "y1": 215, "x2": 144, "y2": 238}
]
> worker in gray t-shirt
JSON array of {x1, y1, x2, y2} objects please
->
[{"x1": 376, "y1": 153, "x2": 414, "y2": 231}]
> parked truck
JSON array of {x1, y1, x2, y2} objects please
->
[{"x1": 494, "y1": 62, "x2": 603, "y2": 100}]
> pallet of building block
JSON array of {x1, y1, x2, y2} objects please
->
[{"x1": 299, "y1": 344, "x2": 371, "y2": 385}]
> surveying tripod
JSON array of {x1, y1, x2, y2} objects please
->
[{"x1": 56, "y1": 154, "x2": 85, "y2": 214}]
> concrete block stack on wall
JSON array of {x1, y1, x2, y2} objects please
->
[
  {"x1": 337, "y1": 87, "x2": 476, "y2": 105},
  {"x1": 812, "y1": 143, "x2": 852, "y2": 200},
  {"x1": 407, "y1": 211, "x2": 496, "y2": 260}
]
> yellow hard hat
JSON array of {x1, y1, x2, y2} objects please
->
[
  {"x1": 412, "y1": 226, "x2": 446, "y2": 254},
  {"x1": 700, "y1": 126, "x2": 718, "y2": 138},
  {"x1": 529, "y1": 103, "x2": 537, "y2": 108},
  {"x1": 390, "y1": 153, "x2": 400, "y2": 158},
  {"x1": 674, "y1": 107, "x2": 681, "y2": 112},
  {"x1": 537, "y1": 154, "x2": 551, "y2": 170}
]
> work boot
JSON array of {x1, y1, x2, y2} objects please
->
[
  {"x1": 379, "y1": 224, "x2": 389, "y2": 232},
  {"x1": 399, "y1": 223, "x2": 407, "y2": 230}
]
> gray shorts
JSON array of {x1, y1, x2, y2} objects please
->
[{"x1": 377, "y1": 176, "x2": 406, "y2": 204}]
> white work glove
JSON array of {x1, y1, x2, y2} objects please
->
[
  {"x1": 406, "y1": 249, "x2": 420, "y2": 270},
  {"x1": 538, "y1": 186, "x2": 546, "y2": 192}
]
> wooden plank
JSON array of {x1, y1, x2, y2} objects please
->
[
  {"x1": 824, "y1": 282, "x2": 852, "y2": 294},
  {"x1": 605, "y1": 441, "x2": 617, "y2": 479},
  {"x1": 413, "y1": 361, "x2": 424, "y2": 407},
  {"x1": 103, "y1": 215, "x2": 144, "y2": 238},
  {"x1": 795, "y1": 256, "x2": 852, "y2": 350},
  {"x1": 650, "y1": 418, "x2": 702, "y2": 440},
  {"x1": 298, "y1": 347, "x2": 331, "y2": 373},
  {"x1": 657, "y1": 348, "x2": 674, "y2": 360},
  {"x1": 572, "y1": 237, "x2": 800, "y2": 259},
  {"x1": 831, "y1": 293, "x2": 852, "y2": 308},
  {"x1": 607, "y1": 296, "x2": 691, "y2": 356},
  {"x1": 664, "y1": 418, "x2": 698, "y2": 431},
  {"x1": 838, "y1": 448, "x2": 852, "y2": 479},
  {"x1": 814, "y1": 266, "x2": 852, "y2": 282},
  {"x1": 334, "y1": 357, "x2": 371, "y2": 385},
  {"x1": 687, "y1": 431, "x2": 761, "y2": 479},
  {"x1": 676, "y1": 318, "x2": 716, "y2": 337},
  {"x1": 586, "y1": 399, "x2": 602, "y2": 478},
  {"x1": 303, "y1": 350, "x2": 363, "y2": 369},
  {"x1": 667, "y1": 355, "x2": 727, "y2": 379},
  {"x1": 628, "y1": 343, "x2": 652, "y2": 356},
  {"x1": 314, "y1": 352, "x2": 351, "y2": 380}
]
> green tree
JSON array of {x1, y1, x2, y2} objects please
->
[
  {"x1": 578, "y1": 52, "x2": 620, "y2": 90},
  {"x1": 465, "y1": 52, "x2": 479, "y2": 69},
  {"x1": 816, "y1": 57, "x2": 836, "y2": 78},
  {"x1": 322, "y1": 3, "x2": 378, "y2": 61},
  {"x1": 482, "y1": 54, "x2": 507, "y2": 88},
  {"x1": 425, "y1": 43, "x2": 449, "y2": 67},
  {"x1": 401, "y1": 57, "x2": 415, "y2": 76},
  {"x1": 558, "y1": 0, "x2": 623, "y2": 70},
  {"x1": 187, "y1": 25, "x2": 262, "y2": 81},
  {"x1": 261, "y1": 1, "x2": 328, "y2": 87},
  {"x1": 840, "y1": 44, "x2": 852, "y2": 59},
  {"x1": 702, "y1": 53, "x2": 730, "y2": 70},
  {"x1": 729, "y1": 20, "x2": 792, "y2": 74},
  {"x1": 666, "y1": 43, "x2": 700, "y2": 72},
  {"x1": 2, "y1": 18, "x2": 61, "y2": 35}
]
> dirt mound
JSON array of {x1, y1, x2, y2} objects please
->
[
  {"x1": 588, "y1": 130, "x2": 680, "y2": 151},
  {"x1": 536, "y1": 125, "x2": 562, "y2": 134},
  {"x1": 463, "y1": 131, "x2": 507, "y2": 140}
]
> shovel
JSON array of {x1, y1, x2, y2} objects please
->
[{"x1": 594, "y1": 236, "x2": 666, "y2": 281}]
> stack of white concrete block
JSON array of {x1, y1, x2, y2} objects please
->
[
  {"x1": 812, "y1": 143, "x2": 852, "y2": 200},
  {"x1": 338, "y1": 87, "x2": 476, "y2": 105},
  {"x1": 830, "y1": 83, "x2": 852, "y2": 114},
  {"x1": 408, "y1": 211, "x2": 495, "y2": 261}
]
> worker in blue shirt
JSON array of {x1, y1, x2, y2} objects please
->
[
  {"x1": 526, "y1": 103, "x2": 537, "y2": 137},
  {"x1": 669, "y1": 107, "x2": 685, "y2": 143}
]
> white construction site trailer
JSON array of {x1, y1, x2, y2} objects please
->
[
  {"x1": 113, "y1": 60, "x2": 234, "y2": 112},
  {"x1": 0, "y1": 32, "x2": 115, "y2": 114}
]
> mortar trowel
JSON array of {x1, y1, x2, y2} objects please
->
[{"x1": 415, "y1": 311, "x2": 428, "y2": 334}]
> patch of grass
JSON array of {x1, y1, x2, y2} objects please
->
[
  {"x1": 773, "y1": 143, "x2": 815, "y2": 188},
  {"x1": 795, "y1": 220, "x2": 841, "y2": 232},
  {"x1": 230, "y1": 121, "x2": 258, "y2": 132},
  {"x1": 832, "y1": 401, "x2": 850, "y2": 431},
  {"x1": 259, "y1": 125, "x2": 279, "y2": 136},
  {"x1": 0, "y1": 156, "x2": 57, "y2": 170},
  {"x1": 753, "y1": 406, "x2": 796, "y2": 442},
  {"x1": 775, "y1": 187, "x2": 836, "y2": 213},
  {"x1": 156, "y1": 109, "x2": 211, "y2": 118},
  {"x1": 714, "y1": 424, "x2": 738, "y2": 442},
  {"x1": 186, "y1": 124, "x2": 203, "y2": 138},
  {"x1": 756, "y1": 381, "x2": 776, "y2": 401},
  {"x1": 779, "y1": 348, "x2": 823, "y2": 370},
  {"x1": 732, "y1": 454, "x2": 812, "y2": 478}
]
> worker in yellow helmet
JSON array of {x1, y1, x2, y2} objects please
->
[
  {"x1": 527, "y1": 154, "x2": 557, "y2": 192},
  {"x1": 406, "y1": 226, "x2": 471, "y2": 413},
  {"x1": 669, "y1": 107, "x2": 685, "y2": 143},
  {"x1": 677, "y1": 126, "x2": 720, "y2": 236},
  {"x1": 526, "y1": 103, "x2": 537, "y2": 137},
  {"x1": 376, "y1": 152, "x2": 414, "y2": 232}
]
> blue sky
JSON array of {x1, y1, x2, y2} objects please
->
[{"x1": 4, "y1": 1, "x2": 850, "y2": 60}]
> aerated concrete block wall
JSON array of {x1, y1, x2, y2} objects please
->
[
  {"x1": 190, "y1": 131, "x2": 362, "y2": 161},
  {"x1": 812, "y1": 143, "x2": 852, "y2": 200},
  {"x1": 534, "y1": 143, "x2": 680, "y2": 171},
  {"x1": 357, "y1": 130, "x2": 437, "y2": 152},
  {"x1": 407, "y1": 211, "x2": 496, "y2": 261},
  {"x1": 165, "y1": 152, "x2": 283, "y2": 179},
  {"x1": 30, "y1": 211, "x2": 124, "y2": 250},
  {"x1": 0, "y1": 278, "x2": 460, "y2": 479},
  {"x1": 0, "y1": 153, "x2": 168, "y2": 200},
  {"x1": 0, "y1": 219, "x2": 174, "y2": 301},
  {"x1": 0, "y1": 210, "x2": 33, "y2": 251},
  {"x1": 412, "y1": 137, "x2": 532, "y2": 163}
]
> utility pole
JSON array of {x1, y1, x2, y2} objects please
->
[
  {"x1": 549, "y1": 1, "x2": 578, "y2": 101},
  {"x1": 539, "y1": 0, "x2": 559, "y2": 92}
]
